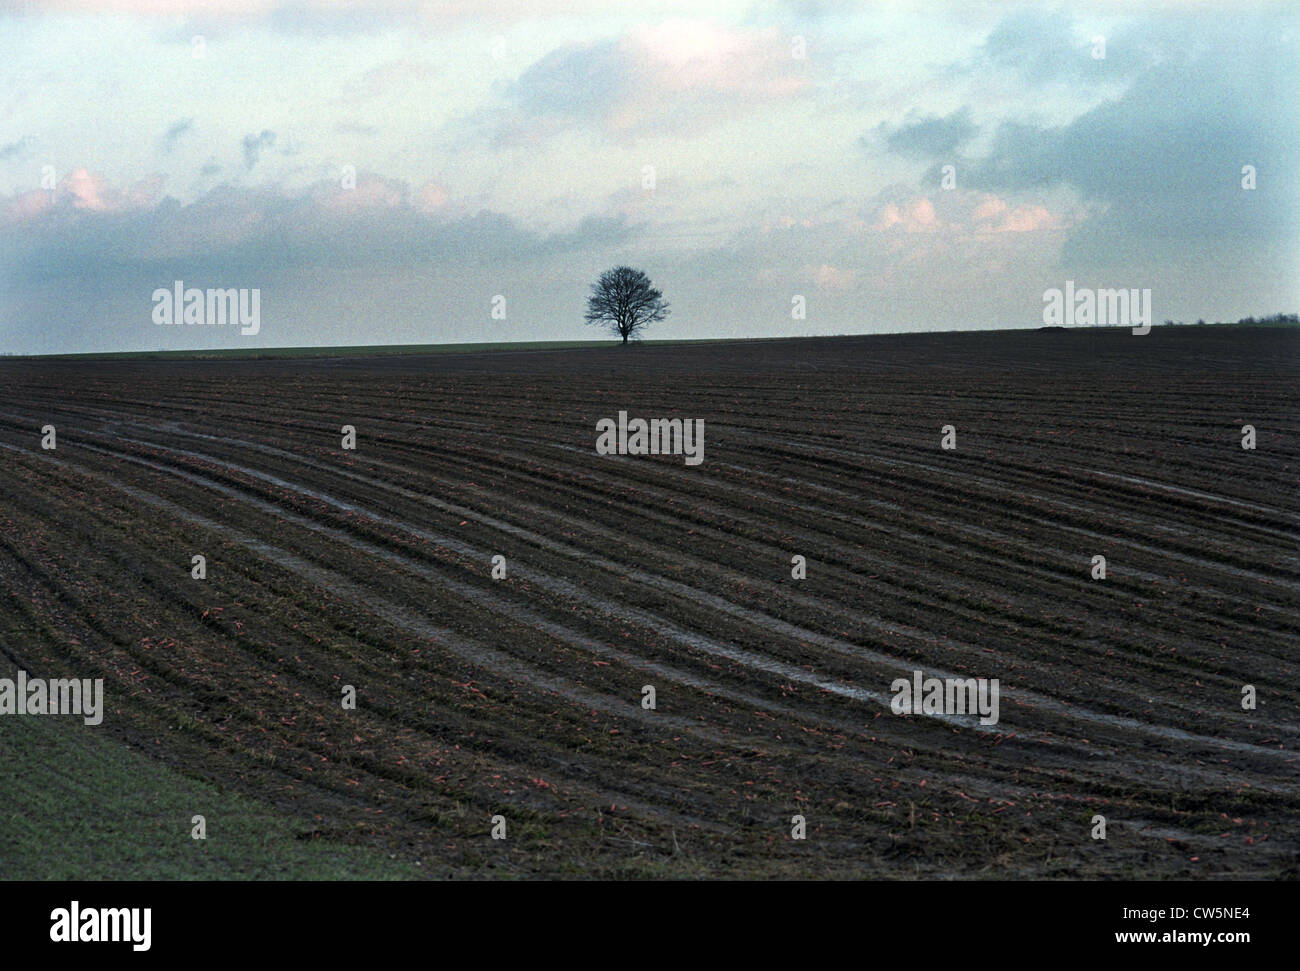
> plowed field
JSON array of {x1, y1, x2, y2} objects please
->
[{"x1": 1, "y1": 327, "x2": 1296, "y2": 878}]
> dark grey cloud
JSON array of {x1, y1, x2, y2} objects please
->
[
  {"x1": 0, "y1": 174, "x2": 644, "y2": 354},
  {"x1": 162, "y1": 119, "x2": 193, "y2": 154},
  {"x1": 497, "y1": 39, "x2": 631, "y2": 139},
  {"x1": 0, "y1": 137, "x2": 28, "y2": 162},
  {"x1": 471, "y1": 27, "x2": 808, "y2": 146},
  {"x1": 0, "y1": 175, "x2": 640, "y2": 287},
  {"x1": 877, "y1": 108, "x2": 977, "y2": 159},
  {"x1": 242, "y1": 129, "x2": 277, "y2": 169},
  {"x1": 982, "y1": 7, "x2": 1079, "y2": 80},
  {"x1": 963, "y1": 4, "x2": 1146, "y2": 84},
  {"x1": 938, "y1": 9, "x2": 1299, "y2": 273}
]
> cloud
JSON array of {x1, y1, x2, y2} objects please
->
[
  {"x1": 0, "y1": 168, "x2": 639, "y2": 285},
  {"x1": 416, "y1": 180, "x2": 449, "y2": 212},
  {"x1": 859, "y1": 188, "x2": 1068, "y2": 240},
  {"x1": 53, "y1": 168, "x2": 166, "y2": 213},
  {"x1": 0, "y1": 165, "x2": 646, "y2": 353},
  {"x1": 872, "y1": 195, "x2": 938, "y2": 233},
  {"x1": 162, "y1": 118, "x2": 193, "y2": 154},
  {"x1": 0, "y1": 138, "x2": 29, "y2": 162},
  {"x1": 241, "y1": 129, "x2": 276, "y2": 169},
  {"x1": 302, "y1": 173, "x2": 450, "y2": 217},
  {"x1": 969, "y1": 6, "x2": 1147, "y2": 83},
  {"x1": 980, "y1": 7, "x2": 1081, "y2": 81},
  {"x1": 487, "y1": 19, "x2": 810, "y2": 143},
  {"x1": 3, "y1": 189, "x2": 52, "y2": 222},
  {"x1": 501, "y1": 38, "x2": 626, "y2": 139},
  {"x1": 959, "y1": 12, "x2": 1299, "y2": 269},
  {"x1": 335, "y1": 121, "x2": 378, "y2": 136},
  {"x1": 713, "y1": 181, "x2": 1079, "y2": 333},
  {"x1": 876, "y1": 107, "x2": 976, "y2": 159},
  {"x1": 969, "y1": 195, "x2": 1062, "y2": 234},
  {"x1": 356, "y1": 58, "x2": 437, "y2": 97},
  {"x1": 312, "y1": 172, "x2": 406, "y2": 213},
  {"x1": 805, "y1": 263, "x2": 855, "y2": 291}
]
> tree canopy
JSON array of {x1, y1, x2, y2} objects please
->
[{"x1": 583, "y1": 266, "x2": 670, "y2": 343}]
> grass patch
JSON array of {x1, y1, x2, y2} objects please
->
[{"x1": 0, "y1": 684, "x2": 419, "y2": 879}]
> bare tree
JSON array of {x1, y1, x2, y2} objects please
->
[{"x1": 583, "y1": 266, "x2": 670, "y2": 344}]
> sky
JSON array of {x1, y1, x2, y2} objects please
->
[{"x1": 1, "y1": 0, "x2": 1296, "y2": 354}]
